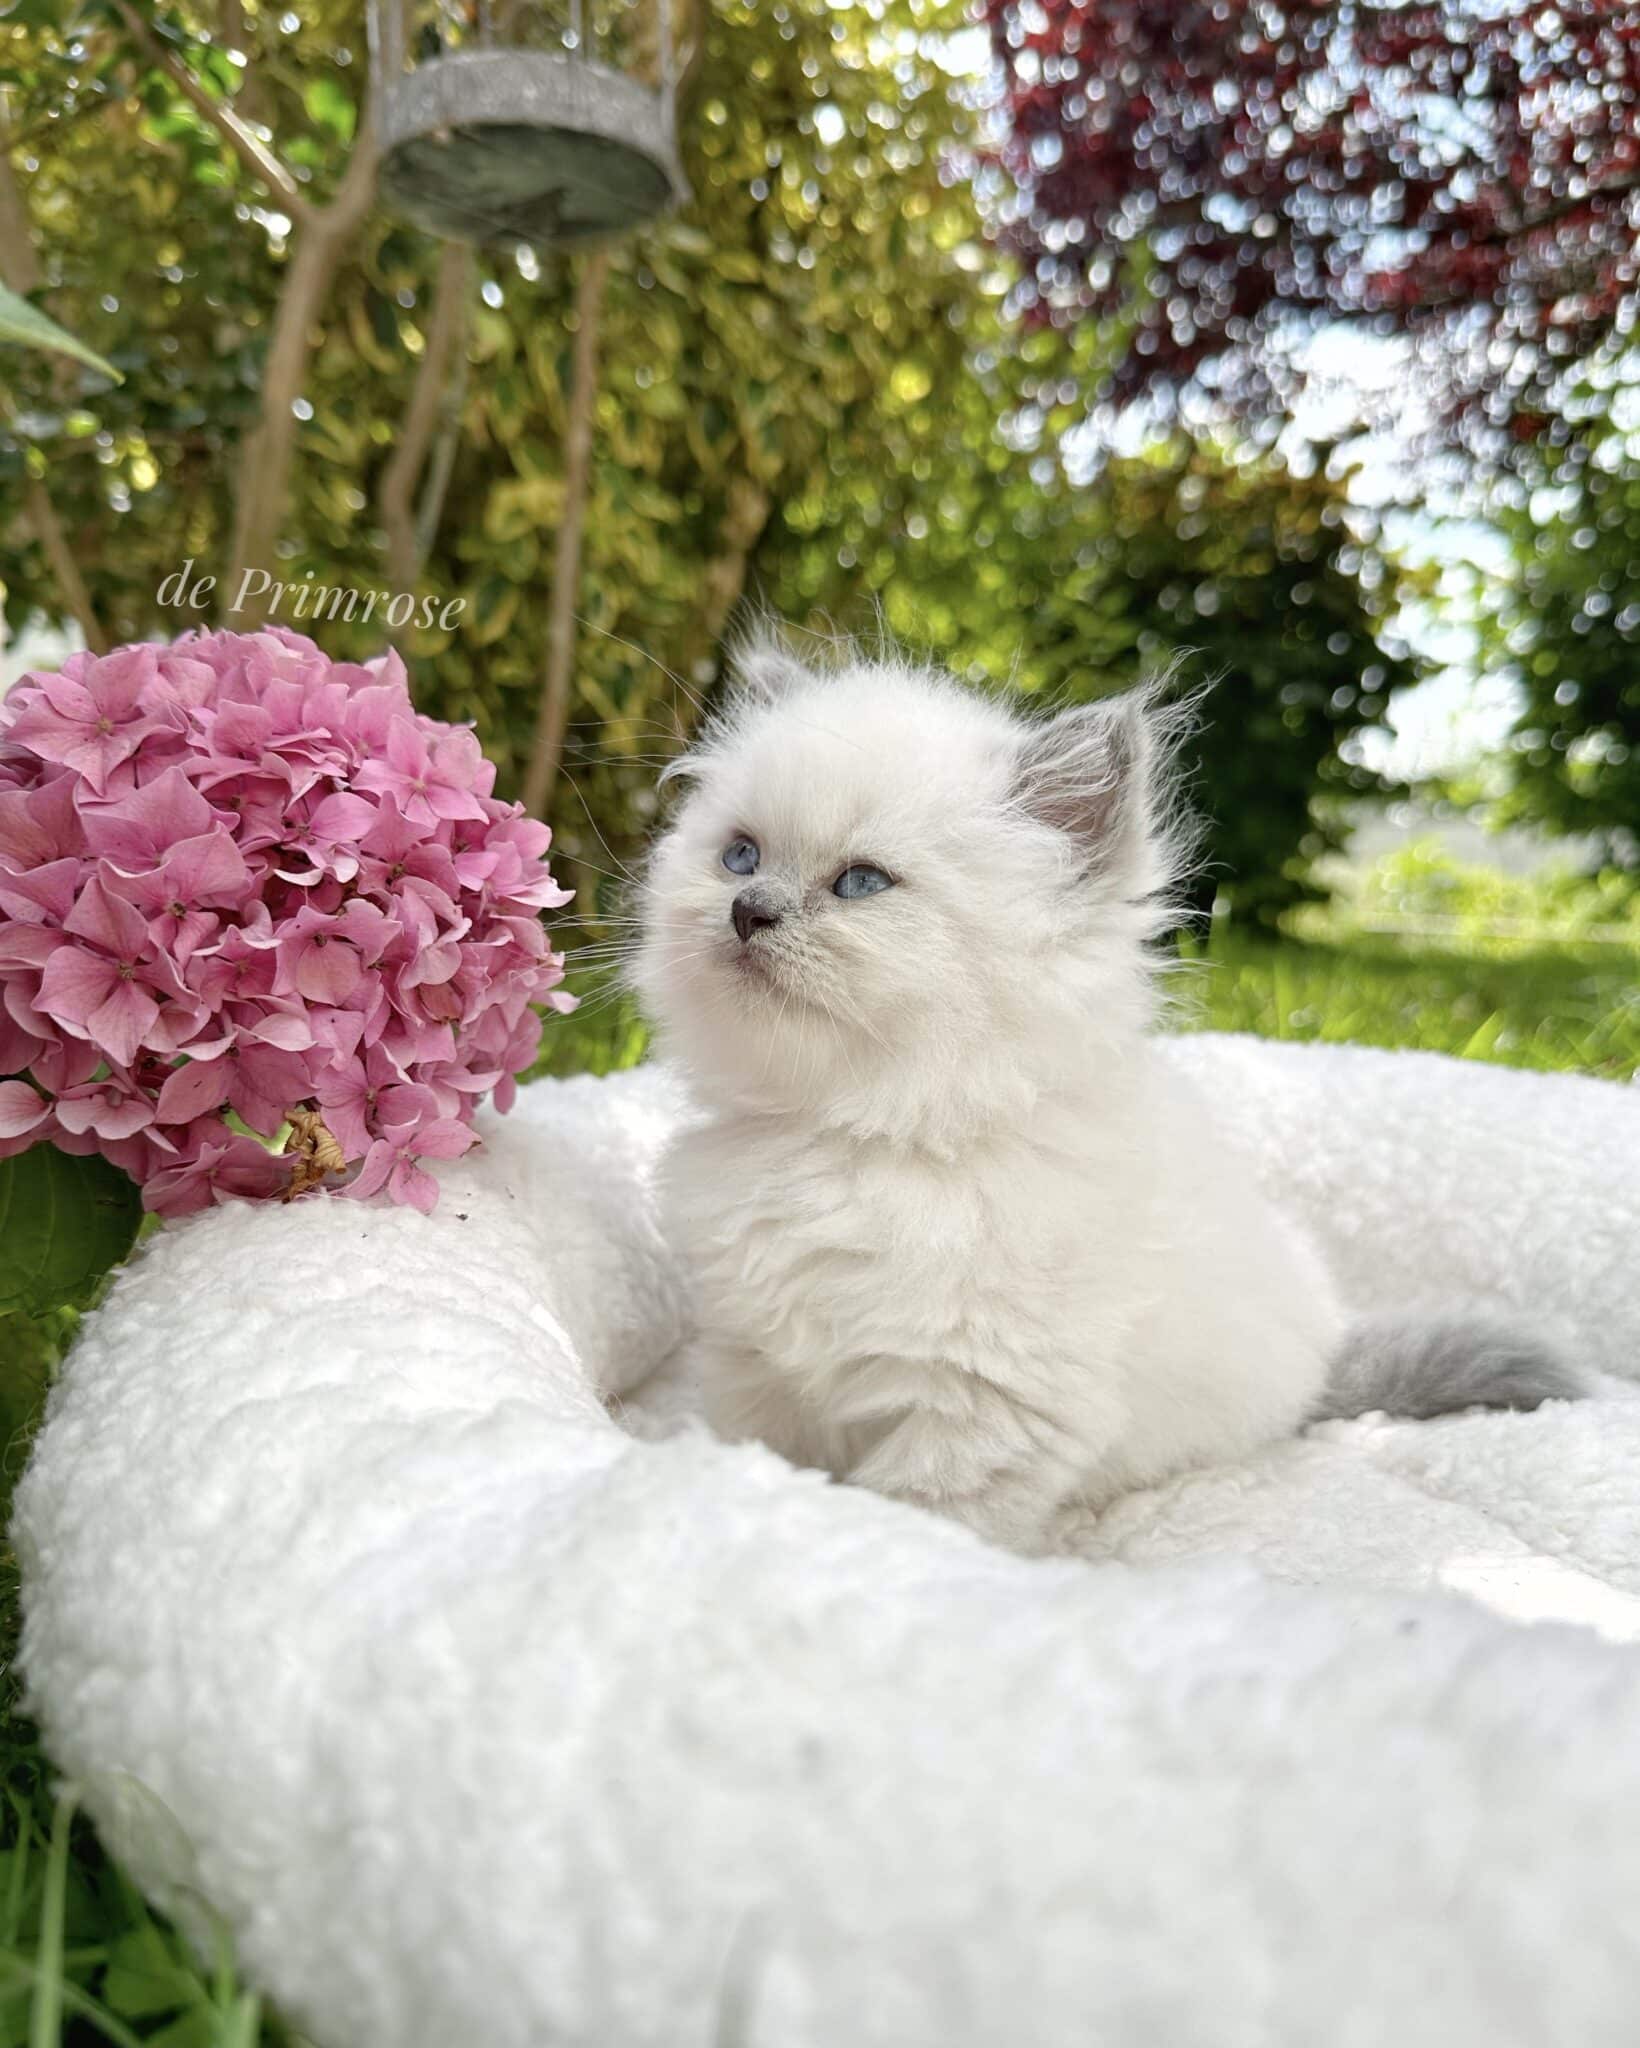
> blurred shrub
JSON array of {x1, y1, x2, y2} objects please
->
[
  {"x1": 1483, "y1": 392, "x2": 1640, "y2": 867},
  {"x1": 1326, "y1": 837, "x2": 1640, "y2": 945}
]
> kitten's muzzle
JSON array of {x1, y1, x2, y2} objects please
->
[{"x1": 731, "y1": 886, "x2": 784, "y2": 944}]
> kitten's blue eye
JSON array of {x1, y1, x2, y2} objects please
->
[
  {"x1": 722, "y1": 837, "x2": 759, "y2": 876},
  {"x1": 833, "y1": 864, "x2": 895, "y2": 900}
]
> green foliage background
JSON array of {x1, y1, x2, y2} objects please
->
[
  {"x1": 1482, "y1": 389, "x2": 1640, "y2": 862},
  {"x1": 0, "y1": 0, "x2": 1423, "y2": 924}
]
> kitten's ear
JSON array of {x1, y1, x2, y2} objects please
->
[
  {"x1": 1012, "y1": 677, "x2": 1187, "y2": 894},
  {"x1": 728, "y1": 629, "x2": 809, "y2": 706}
]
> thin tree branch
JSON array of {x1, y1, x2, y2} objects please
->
[
  {"x1": 221, "y1": 128, "x2": 379, "y2": 624},
  {"x1": 680, "y1": 475, "x2": 770, "y2": 724},
  {"x1": 218, "y1": 0, "x2": 269, "y2": 129},
  {"x1": 20, "y1": 479, "x2": 108, "y2": 655},
  {"x1": 673, "y1": 0, "x2": 708, "y2": 100},
  {"x1": 0, "y1": 136, "x2": 109, "y2": 653},
  {"x1": 521, "y1": 245, "x2": 612, "y2": 820},
  {"x1": 0, "y1": 134, "x2": 40, "y2": 293},
  {"x1": 110, "y1": 0, "x2": 310, "y2": 223},
  {"x1": 514, "y1": 0, "x2": 700, "y2": 816},
  {"x1": 1501, "y1": 171, "x2": 1640, "y2": 242},
  {"x1": 413, "y1": 340, "x2": 471, "y2": 566},
  {"x1": 377, "y1": 240, "x2": 472, "y2": 608}
]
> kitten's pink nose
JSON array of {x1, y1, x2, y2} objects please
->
[{"x1": 732, "y1": 889, "x2": 782, "y2": 944}]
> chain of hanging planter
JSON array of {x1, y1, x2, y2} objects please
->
[{"x1": 368, "y1": 0, "x2": 687, "y2": 246}]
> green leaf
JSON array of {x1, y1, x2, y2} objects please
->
[
  {"x1": 0, "y1": 1143, "x2": 142, "y2": 1320},
  {"x1": 1461, "y1": 1011, "x2": 1507, "y2": 1061},
  {"x1": 468, "y1": 574, "x2": 521, "y2": 647},
  {"x1": 144, "y1": 2016, "x2": 217, "y2": 2048},
  {"x1": 0, "y1": 283, "x2": 120, "y2": 385},
  {"x1": 711, "y1": 250, "x2": 764, "y2": 284},
  {"x1": 302, "y1": 76, "x2": 357, "y2": 144},
  {"x1": 483, "y1": 475, "x2": 561, "y2": 543},
  {"x1": 103, "y1": 1923, "x2": 199, "y2": 2021}
]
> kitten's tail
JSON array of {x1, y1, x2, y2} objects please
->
[{"x1": 1312, "y1": 1311, "x2": 1588, "y2": 1424}]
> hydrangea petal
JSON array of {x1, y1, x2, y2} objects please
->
[
  {"x1": 0, "y1": 1079, "x2": 51, "y2": 1140},
  {"x1": 155, "y1": 1057, "x2": 232, "y2": 1124}
]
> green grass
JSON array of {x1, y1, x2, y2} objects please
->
[
  {"x1": 1178, "y1": 926, "x2": 1640, "y2": 1081},
  {"x1": 0, "y1": 923, "x2": 1634, "y2": 2041}
]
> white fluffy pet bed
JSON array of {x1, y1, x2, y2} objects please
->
[{"x1": 14, "y1": 1034, "x2": 1640, "y2": 2048}]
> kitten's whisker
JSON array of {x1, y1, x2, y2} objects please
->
[
  {"x1": 558, "y1": 771, "x2": 640, "y2": 889},
  {"x1": 574, "y1": 616, "x2": 706, "y2": 729}
]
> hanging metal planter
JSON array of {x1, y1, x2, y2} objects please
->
[{"x1": 369, "y1": 1, "x2": 687, "y2": 247}]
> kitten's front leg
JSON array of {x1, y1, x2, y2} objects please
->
[
  {"x1": 697, "y1": 1337, "x2": 853, "y2": 1475},
  {"x1": 846, "y1": 1387, "x2": 1086, "y2": 1556},
  {"x1": 703, "y1": 1339, "x2": 1090, "y2": 1556}
]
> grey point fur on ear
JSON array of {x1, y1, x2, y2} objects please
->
[
  {"x1": 1012, "y1": 669, "x2": 1198, "y2": 899},
  {"x1": 726, "y1": 624, "x2": 811, "y2": 706},
  {"x1": 657, "y1": 622, "x2": 818, "y2": 789}
]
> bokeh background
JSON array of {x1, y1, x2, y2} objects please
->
[{"x1": 0, "y1": 1, "x2": 1637, "y2": 2038}]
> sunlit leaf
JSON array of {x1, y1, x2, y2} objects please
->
[
  {"x1": 0, "y1": 282, "x2": 120, "y2": 383},
  {"x1": 303, "y1": 75, "x2": 357, "y2": 143}
]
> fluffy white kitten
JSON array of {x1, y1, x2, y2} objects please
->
[{"x1": 634, "y1": 640, "x2": 1579, "y2": 1554}]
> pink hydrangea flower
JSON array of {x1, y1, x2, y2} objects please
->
[
  {"x1": 0, "y1": 629, "x2": 574, "y2": 1216},
  {"x1": 343, "y1": 1115, "x2": 480, "y2": 1217}
]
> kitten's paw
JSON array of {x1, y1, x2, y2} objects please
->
[
  {"x1": 851, "y1": 1473, "x2": 1056, "y2": 1557},
  {"x1": 848, "y1": 1410, "x2": 1072, "y2": 1555}
]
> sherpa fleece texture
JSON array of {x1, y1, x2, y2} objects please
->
[{"x1": 13, "y1": 1036, "x2": 1640, "y2": 2048}]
